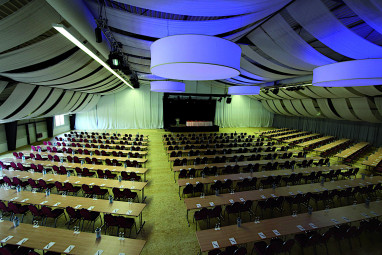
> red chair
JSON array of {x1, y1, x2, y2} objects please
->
[
  {"x1": 38, "y1": 179, "x2": 54, "y2": 190},
  {"x1": 82, "y1": 168, "x2": 95, "y2": 177},
  {"x1": 12, "y1": 177, "x2": 28, "y2": 188},
  {"x1": 8, "y1": 202, "x2": 29, "y2": 222},
  {"x1": 80, "y1": 209, "x2": 100, "y2": 231},
  {"x1": 82, "y1": 184, "x2": 94, "y2": 197},
  {"x1": 65, "y1": 206, "x2": 82, "y2": 229},
  {"x1": 35, "y1": 154, "x2": 45, "y2": 161},
  {"x1": 105, "y1": 170, "x2": 117, "y2": 179},
  {"x1": 103, "y1": 214, "x2": 119, "y2": 235},
  {"x1": 123, "y1": 188, "x2": 138, "y2": 202},
  {"x1": 93, "y1": 185, "x2": 108, "y2": 198},
  {"x1": 64, "y1": 183, "x2": 81, "y2": 195},
  {"x1": 41, "y1": 206, "x2": 65, "y2": 227},
  {"x1": 28, "y1": 204, "x2": 44, "y2": 223},
  {"x1": 116, "y1": 216, "x2": 136, "y2": 237},
  {"x1": 129, "y1": 172, "x2": 141, "y2": 181},
  {"x1": 28, "y1": 179, "x2": 40, "y2": 190},
  {"x1": 0, "y1": 201, "x2": 12, "y2": 219},
  {"x1": 55, "y1": 181, "x2": 67, "y2": 193}
]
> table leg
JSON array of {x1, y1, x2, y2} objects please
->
[
  {"x1": 174, "y1": 172, "x2": 176, "y2": 183},
  {"x1": 144, "y1": 172, "x2": 147, "y2": 182},
  {"x1": 136, "y1": 212, "x2": 145, "y2": 235},
  {"x1": 187, "y1": 210, "x2": 190, "y2": 226},
  {"x1": 179, "y1": 186, "x2": 181, "y2": 200}
]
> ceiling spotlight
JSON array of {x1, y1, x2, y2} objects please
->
[
  {"x1": 95, "y1": 26, "x2": 102, "y2": 43},
  {"x1": 108, "y1": 51, "x2": 122, "y2": 69},
  {"x1": 218, "y1": 97, "x2": 223, "y2": 102}
]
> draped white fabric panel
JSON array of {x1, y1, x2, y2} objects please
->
[
  {"x1": 7, "y1": 86, "x2": 52, "y2": 120},
  {"x1": 215, "y1": 95, "x2": 273, "y2": 127},
  {"x1": 42, "y1": 91, "x2": 75, "y2": 117},
  {"x1": 273, "y1": 100, "x2": 294, "y2": 116},
  {"x1": 0, "y1": 34, "x2": 74, "y2": 72},
  {"x1": 240, "y1": 45, "x2": 309, "y2": 75},
  {"x1": 301, "y1": 99, "x2": 322, "y2": 117},
  {"x1": 261, "y1": 101, "x2": 277, "y2": 114},
  {"x1": 72, "y1": 94, "x2": 95, "y2": 113},
  {"x1": 266, "y1": 101, "x2": 284, "y2": 115},
  {"x1": 62, "y1": 92, "x2": 83, "y2": 114},
  {"x1": 122, "y1": 46, "x2": 151, "y2": 58},
  {"x1": 307, "y1": 87, "x2": 336, "y2": 98},
  {"x1": 240, "y1": 58, "x2": 295, "y2": 80},
  {"x1": 375, "y1": 97, "x2": 382, "y2": 116},
  {"x1": 291, "y1": 100, "x2": 315, "y2": 117},
  {"x1": 331, "y1": 98, "x2": 360, "y2": 121},
  {"x1": 263, "y1": 14, "x2": 335, "y2": 68},
  {"x1": 234, "y1": 69, "x2": 266, "y2": 82},
  {"x1": 316, "y1": 98, "x2": 342, "y2": 120},
  {"x1": 282, "y1": 100, "x2": 304, "y2": 116},
  {"x1": 0, "y1": 0, "x2": 61, "y2": 53},
  {"x1": 0, "y1": 50, "x2": 91, "y2": 83},
  {"x1": 86, "y1": 1, "x2": 283, "y2": 37},
  {"x1": 127, "y1": 56, "x2": 151, "y2": 67},
  {"x1": 68, "y1": 94, "x2": 87, "y2": 113},
  {"x1": 349, "y1": 97, "x2": 382, "y2": 123},
  {"x1": 113, "y1": 33, "x2": 152, "y2": 51},
  {"x1": 52, "y1": 73, "x2": 115, "y2": 90},
  {"x1": 79, "y1": 81, "x2": 121, "y2": 94},
  {"x1": 326, "y1": 87, "x2": 361, "y2": 98},
  {"x1": 281, "y1": 90, "x2": 311, "y2": 99},
  {"x1": 287, "y1": 0, "x2": 382, "y2": 59},
  {"x1": 26, "y1": 89, "x2": 64, "y2": 119},
  {"x1": 344, "y1": 0, "x2": 382, "y2": 35},
  {"x1": 0, "y1": 83, "x2": 35, "y2": 119},
  {"x1": 247, "y1": 27, "x2": 312, "y2": 71},
  {"x1": 75, "y1": 85, "x2": 164, "y2": 129},
  {"x1": 273, "y1": 90, "x2": 295, "y2": 100},
  {"x1": 116, "y1": 0, "x2": 289, "y2": 16},
  {"x1": 78, "y1": 95, "x2": 101, "y2": 113},
  {"x1": 34, "y1": 60, "x2": 103, "y2": 86},
  {"x1": 0, "y1": 81, "x2": 7, "y2": 95},
  {"x1": 352, "y1": 86, "x2": 382, "y2": 96},
  {"x1": 299, "y1": 88, "x2": 324, "y2": 98}
]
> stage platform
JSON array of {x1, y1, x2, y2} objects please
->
[{"x1": 166, "y1": 124, "x2": 219, "y2": 132}]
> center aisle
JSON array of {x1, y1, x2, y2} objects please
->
[{"x1": 141, "y1": 130, "x2": 199, "y2": 254}]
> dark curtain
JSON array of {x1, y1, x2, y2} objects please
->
[
  {"x1": 163, "y1": 97, "x2": 217, "y2": 128},
  {"x1": 46, "y1": 117, "x2": 54, "y2": 137},
  {"x1": 273, "y1": 115, "x2": 382, "y2": 146},
  {"x1": 5, "y1": 121, "x2": 17, "y2": 150},
  {"x1": 69, "y1": 114, "x2": 76, "y2": 130}
]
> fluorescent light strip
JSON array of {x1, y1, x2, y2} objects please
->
[{"x1": 52, "y1": 24, "x2": 134, "y2": 89}]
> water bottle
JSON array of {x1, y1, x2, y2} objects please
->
[
  {"x1": 308, "y1": 206, "x2": 313, "y2": 215},
  {"x1": 215, "y1": 189, "x2": 219, "y2": 196},
  {"x1": 81, "y1": 160, "x2": 84, "y2": 166},
  {"x1": 22, "y1": 156, "x2": 25, "y2": 162},
  {"x1": 67, "y1": 171, "x2": 71, "y2": 177},
  {"x1": 60, "y1": 157, "x2": 63, "y2": 163},
  {"x1": 90, "y1": 151, "x2": 93, "y2": 156},
  {"x1": 43, "y1": 168, "x2": 47, "y2": 175},
  {"x1": 237, "y1": 217, "x2": 241, "y2": 227},
  {"x1": 95, "y1": 227, "x2": 101, "y2": 239},
  {"x1": 118, "y1": 175, "x2": 122, "y2": 182},
  {"x1": 272, "y1": 183, "x2": 276, "y2": 190},
  {"x1": 98, "y1": 145, "x2": 100, "y2": 149},
  {"x1": 38, "y1": 148, "x2": 42, "y2": 154},
  {"x1": 361, "y1": 173, "x2": 365, "y2": 180},
  {"x1": 72, "y1": 151, "x2": 75, "y2": 156},
  {"x1": 54, "y1": 142, "x2": 57, "y2": 146},
  {"x1": 16, "y1": 185, "x2": 21, "y2": 193},
  {"x1": 46, "y1": 189, "x2": 50, "y2": 197},
  {"x1": 321, "y1": 177, "x2": 325, "y2": 186},
  {"x1": 124, "y1": 162, "x2": 127, "y2": 169},
  {"x1": 128, "y1": 154, "x2": 130, "y2": 159},
  {"x1": 365, "y1": 197, "x2": 370, "y2": 207},
  {"x1": 109, "y1": 195, "x2": 113, "y2": 203},
  {"x1": 13, "y1": 216, "x2": 19, "y2": 227},
  {"x1": 202, "y1": 172, "x2": 205, "y2": 178}
]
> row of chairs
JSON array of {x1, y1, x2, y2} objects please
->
[
  {"x1": 66, "y1": 137, "x2": 145, "y2": 143},
  {"x1": 164, "y1": 132, "x2": 248, "y2": 138},
  {"x1": 303, "y1": 137, "x2": 336, "y2": 151},
  {"x1": 319, "y1": 140, "x2": 353, "y2": 157},
  {"x1": 343, "y1": 144, "x2": 372, "y2": 164}
]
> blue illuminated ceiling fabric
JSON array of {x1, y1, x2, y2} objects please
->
[
  {"x1": 287, "y1": 0, "x2": 382, "y2": 59},
  {"x1": 150, "y1": 35, "x2": 241, "y2": 80},
  {"x1": 150, "y1": 81, "x2": 185, "y2": 93},
  {"x1": 114, "y1": 0, "x2": 290, "y2": 16},
  {"x1": 86, "y1": 1, "x2": 282, "y2": 38},
  {"x1": 313, "y1": 59, "x2": 382, "y2": 87},
  {"x1": 262, "y1": 14, "x2": 336, "y2": 68},
  {"x1": 228, "y1": 86, "x2": 260, "y2": 95},
  {"x1": 344, "y1": 0, "x2": 382, "y2": 35}
]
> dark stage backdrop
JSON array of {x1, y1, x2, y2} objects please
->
[{"x1": 163, "y1": 97, "x2": 216, "y2": 128}]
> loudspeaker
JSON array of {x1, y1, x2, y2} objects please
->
[
  {"x1": 95, "y1": 27, "x2": 102, "y2": 43},
  {"x1": 226, "y1": 97, "x2": 232, "y2": 104}
]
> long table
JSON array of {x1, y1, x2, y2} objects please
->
[
  {"x1": 167, "y1": 145, "x2": 284, "y2": 156},
  {"x1": 314, "y1": 139, "x2": 351, "y2": 154},
  {"x1": 177, "y1": 165, "x2": 350, "y2": 198},
  {"x1": 196, "y1": 201, "x2": 382, "y2": 252},
  {"x1": 0, "y1": 221, "x2": 146, "y2": 255},
  {"x1": 68, "y1": 142, "x2": 148, "y2": 150},
  {"x1": 184, "y1": 176, "x2": 381, "y2": 225},
  {"x1": 272, "y1": 131, "x2": 309, "y2": 140},
  {"x1": 362, "y1": 148, "x2": 382, "y2": 168},
  {"x1": 22, "y1": 151, "x2": 147, "y2": 165},
  {"x1": 296, "y1": 136, "x2": 334, "y2": 148},
  {"x1": 283, "y1": 134, "x2": 320, "y2": 144},
  {"x1": 335, "y1": 142, "x2": 370, "y2": 160},
  {"x1": 2, "y1": 169, "x2": 147, "y2": 201},
  {"x1": 0, "y1": 187, "x2": 146, "y2": 234},
  {"x1": 37, "y1": 145, "x2": 148, "y2": 156},
  {"x1": 0, "y1": 159, "x2": 149, "y2": 181}
]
